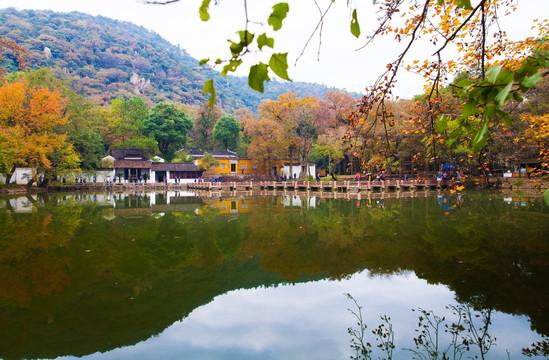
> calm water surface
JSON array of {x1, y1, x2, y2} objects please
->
[{"x1": 0, "y1": 191, "x2": 547, "y2": 359}]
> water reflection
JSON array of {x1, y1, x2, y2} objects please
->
[{"x1": 0, "y1": 191, "x2": 547, "y2": 359}]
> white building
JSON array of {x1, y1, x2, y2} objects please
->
[
  {"x1": 281, "y1": 164, "x2": 316, "y2": 179},
  {"x1": 1, "y1": 167, "x2": 36, "y2": 185}
]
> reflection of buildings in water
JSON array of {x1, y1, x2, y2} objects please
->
[
  {"x1": 8, "y1": 196, "x2": 36, "y2": 213},
  {"x1": 111, "y1": 191, "x2": 204, "y2": 218},
  {"x1": 59, "y1": 193, "x2": 115, "y2": 207},
  {"x1": 282, "y1": 195, "x2": 317, "y2": 208},
  {"x1": 202, "y1": 198, "x2": 253, "y2": 215}
]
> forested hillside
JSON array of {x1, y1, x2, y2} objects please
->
[{"x1": 0, "y1": 8, "x2": 340, "y2": 111}]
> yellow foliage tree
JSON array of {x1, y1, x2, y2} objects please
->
[
  {"x1": 522, "y1": 113, "x2": 549, "y2": 174},
  {"x1": 0, "y1": 80, "x2": 79, "y2": 185}
]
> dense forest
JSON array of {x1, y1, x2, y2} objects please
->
[{"x1": 0, "y1": 8, "x2": 342, "y2": 111}]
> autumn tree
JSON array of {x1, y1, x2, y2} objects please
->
[
  {"x1": 260, "y1": 92, "x2": 321, "y2": 177},
  {"x1": 517, "y1": 77, "x2": 549, "y2": 175},
  {"x1": 0, "y1": 79, "x2": 79, "y2": 185},
  {"x1": 213, "y1": 115, "x2": 241, "y2": 151},
  {"x1": 243, "y1": 117, "x2": 287, "y2": 177},
  {"x1": 19, "y1": 68, "x2": 107, "y2": 170},
  {"x1": 144, "y1": 103, "x2": 193, "y2": 160},
  {"x1": 323, "y1": 91, "x2": 355, "y2": 128}
]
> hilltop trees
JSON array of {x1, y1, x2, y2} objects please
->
[{"x1": 144, "y1": 103, "x2": 193, "y2": 160}]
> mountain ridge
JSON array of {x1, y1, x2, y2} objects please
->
[{"x1": 0, "y1": 8, "x2": 349, "y2": 111}]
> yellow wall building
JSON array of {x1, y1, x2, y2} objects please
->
[
  {"x1": 190, "y1": 150, "x2": 257, "y2": 176},
  {"x1": 189, "y1": 149, "x2": 316, "y2": 178}
]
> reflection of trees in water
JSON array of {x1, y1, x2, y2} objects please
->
[
  {"x1": 347, "y1": 294, "x2": 549, "y2": 359},
  {"x1": 0, "y1": 193, "x2": 546, "y2": 358}
]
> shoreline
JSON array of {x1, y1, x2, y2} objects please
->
[{"x1": 1, "y1": 177, "x2": 546, "y2": 196}]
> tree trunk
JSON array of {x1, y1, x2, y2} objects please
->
[{"x1": 5, "y1": 164, "x2": 15, "y2": 185}]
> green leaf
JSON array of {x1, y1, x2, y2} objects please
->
[
  {"x1": 257, "y1": 33, "x2": 275, "y2": 50},
  {"x1": 485, "y1": 103, "x2": 497, "y2": 119},
  {"x1": 521, "y1": 72, "x2": 543, "y2": 88},
  {"x1": 268, "y1": 53, "x2": 291, "y2": 81},
  {"x1": 434, "y1": 115, "x2": 448, "y2": 134},
  {"x1": 455, "y1": 78, "x2": 472, "y2": 89},
  {"x1": 544, "y1": 189, "x2": 549, "y2": 207},
  {"x1": 199, "y1": 58, "x2": 209, "y2": 65},
  {"x1": 472, "y1": 119, "x2": 488, "y2": 152},
  {"x1": 496, "y1": 69, "x2": 514, "y2": 84},
  {"x1": 221, "y1": 59, "x2": 242, "y2": 76},
  {"x1": 202, "y1": 79, "x2": 216, "y2": 107},
  {"x1": 447, "y1": 128, "x2": 463, "y2": 147},
  {"x1": 350, "y1": 9, "x2": 361, "y2": 38},
  {"x1": 238, "y1": 30, "x2": 254, "y2": 46},
  {"x1": 461, "y1": 101, "x2": 476, "y2": 118},
  {"x1": 229, "y1": 40, "x2": 245, "y2": 56},
  {"x1": 438, "y1": 0, "x2": 445, "y2": 4},
  {"x1": 248, "y1": 63, "x2": 270, "y2": 93},
  {"x1": 268, "y1": 2, "x2": 289, "y2": 31},
  {"x1": 457, "y1": 0, "x2": 473, "y2": 10},
  {"x1": 199, "y1": 0, "x2": 211, "y2": 21},
  {"x1": 485, "y1": 66, "x2": 501, "y2": 84},
  {"x1": 495, "y1": 81, "x2": 513, "y2": 106}
]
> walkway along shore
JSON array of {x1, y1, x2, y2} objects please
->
[
  {"x1": 187, "y1": 180, "x2": 444, "y2": 192},
  {"x1": 2, "y1": 177, "x2": 546, "y2": 195}
]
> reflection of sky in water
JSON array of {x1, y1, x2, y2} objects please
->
[{"x1": 66, "y1": 271, "x2": 545, "y2": 360}]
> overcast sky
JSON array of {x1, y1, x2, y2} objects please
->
[{"x1": 1, "y1": 0, "x2": 546, "y2": 97}]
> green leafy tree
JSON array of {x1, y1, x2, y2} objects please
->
[
  {"x1": 213, "y1": 115, "x2": 241, "y2": 150},
  {"x1": 144, "y1": 103, "x2": 193, "y2": 161},
  {"x1": 107, "y1": 96, "x2": 150, "y2": 145},
  {"x1": 311, "y1": 133, "x2": 344, "y2": 178},
  {"x1": 191, "y1": 103, "x2": 223, "y2": 150},
  {"x1": 172, "y1": 150, "x2": 192, "y2": 163},
  {"x1": 69, "y1": 129, "x2": 105, "y2": 170}
]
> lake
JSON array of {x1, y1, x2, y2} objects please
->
[{"x1": 0, "y1": 191, "x2": 547, "y2": 359}]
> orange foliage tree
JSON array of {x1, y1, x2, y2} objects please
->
[
  {"x1": 259, "y1": 92, "x2": 323, "y2": 177},
  {"x1": 242, "y1": 116, "x2": 287, "y2": 177},
  {"x1": 0, "y1": 79, "x2": 79, "y2": 185}
]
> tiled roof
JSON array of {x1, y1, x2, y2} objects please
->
[
  {"x1": 114, "y1": 159, "x2": 152, "y2": 169},
  {"x1": 112, "y1": 149, "x2": 147, "y2": 160},
  {"x1": 151, "y1": 162, "x2": 202, "y2": 171},
  {"x1": 188, "y1": 149, "x2": 239, "y2": 158}
]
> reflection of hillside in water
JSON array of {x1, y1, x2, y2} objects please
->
[{"x1": 0, "y1": 192, "x2": 547, "y2": 359}]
